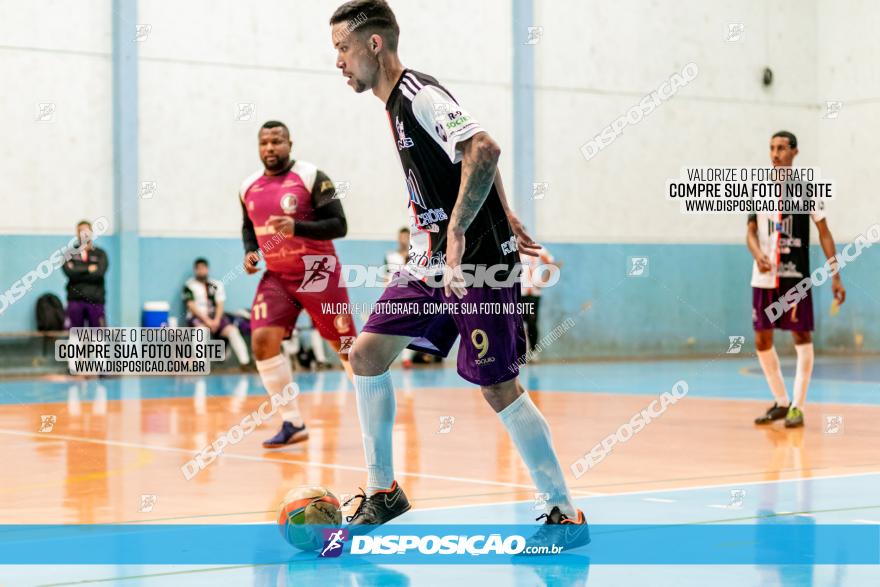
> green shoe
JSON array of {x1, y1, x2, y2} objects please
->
[{"x1": 784, "y1": 406, "x2": 804, "y2": 428}]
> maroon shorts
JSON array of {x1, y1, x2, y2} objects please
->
[
  {"x1": 362, "y1": 271, "x2": 527, "y2": 386},
  {"x1": 752, "y1": 280, "x2": 814, "y2": 332},
  {"x1": 251, "y1": 269, "x2": 357, "y2": 345}
]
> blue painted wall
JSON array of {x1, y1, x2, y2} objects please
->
[{"x1": 2, "y1": 235, "x2": 878, "y2": 357}]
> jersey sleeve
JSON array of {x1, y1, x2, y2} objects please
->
[
  {"x1": 311, "y1": 169, "x2": 338, "y2": 208},
  {"x1": 811, "y1": 204, "x2": 827, "y2": 223},
  {"x1": 240, "y1": 198, "x2": 259, "y2": 253},
  {"x1": 213, "y1": 280, "x2": 226, "y2": 303},
  {"x1": 182, "y1": 284, "x2": 194, "y2": 303},
  {"x1": 411, "y1": 85, "x2": 485, "y2": 164}
]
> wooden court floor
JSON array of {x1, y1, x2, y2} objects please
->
[{"x1": 1, "y1": 362, "x2": 877, "y2": 525}]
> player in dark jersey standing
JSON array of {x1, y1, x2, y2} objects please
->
[
  {"x1": 241, "y1": 120, "x2": 357, "y2": 448},
  {"x1": 329, "y1": 0, "x2": 589, "y2": 550},
  {"x1": 747, "y1": 131, "x2": 846, "y2": 428}
]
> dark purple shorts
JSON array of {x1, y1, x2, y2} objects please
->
[
  {"x1": 188, "y1": 314, "x2": 233, "y2": 337},
  {"x1": 362, "y1": 271, "x2": 527, "y2": 386},
  {"x1": 66, "y1": 301, "x2": 105, "y2": 328},
  {"x1": 752, "y1": 280, "x2": 814, "y2": 332}
]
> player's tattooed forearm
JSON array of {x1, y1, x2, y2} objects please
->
[{"x1": 450, "y1": 146, "x2": 498, "y2": 234}]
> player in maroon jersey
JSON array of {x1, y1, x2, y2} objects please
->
[{"x1": 240, "y1": 120, "x2": 356, "y2": 448}]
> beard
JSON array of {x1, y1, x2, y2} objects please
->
[
  {"x1": 353, "y1": 78, "x2": 368, "y2": 92},
  {"x1": 262, "y1": 155, "x2": 289, "y2": 172}
]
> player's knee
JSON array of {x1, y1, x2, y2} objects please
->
[
  {"x1": 348, "y1": 345, "x2": 381, "y2": 376},
  {"x1": 754, "y1": 331, "x2": 773, "y2": 351},
  {"x1": 793, "y1": 331, "x2": 812, "y2": 345},
  {"x1": 251, "y1": 331, "x2": 279, "y2": 361},
  {"x1": 481, "y1": 380, "x2": 521, "y2": 412}
]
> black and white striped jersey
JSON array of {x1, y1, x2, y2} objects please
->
[{"x1": 385, "y1": 69, "x2": 518, "y2": 280}]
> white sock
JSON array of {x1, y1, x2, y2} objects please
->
[
  {"x1": 67, "y1": 384, "x2": 81, "y2": 416},
  {"x1": 756, "y1": 347, "x2": 789, "y2": 406},
  {"x1": 224, "y1": 326, "x2": 250, "y2": 365},
  {"x1": 93, "y1": 384, "x2": 107, "y2": 415},
  {"x1": 256, "y1": 354, "x2": 303, "y2": 426},
  {"x1": 311, "y1": 329, "x2": 328, "y2": 363},
  {"x1": 354, "y1": 371, "x2": 396, "y2": 495},
  {"x1": 497, "y1": 392, "x2": 577, "y2": 519},
  {"x1": 194, "y1": 379, "x2": 207, "y2": 414},
  {"x1": 792, "y1": 343, "x2": 814, "y2": 408},
  {"x1": 229, "y1": 375, "x2": 249, "y2": 411}
]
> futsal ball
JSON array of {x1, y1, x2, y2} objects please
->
[{"x1": 277, "y1": 486, "x2": 342, "y2": 551}]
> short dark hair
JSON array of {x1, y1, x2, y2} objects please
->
[
  {"x1": 330, "y1": 0, "x2": 399, "y2": 52},
  {"x1": 398, "y1": 226, "x2": 408, "y2": 233},
  {"x1": 77, "y1": 220, "x2": 91, "y2": 229},
  {"x1": 194, "y1": 257, "x2": 209, "y2": 267},
  {"x1": 772, "y1": 130, "x2": 798, "y2": 149},
  {"x1": 260, "y1": 120, "x2": 289, "y2": 139}
]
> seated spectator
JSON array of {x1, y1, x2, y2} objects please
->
[{"x1": 183, "y1": 258, "x2": 251, "y2": 368}]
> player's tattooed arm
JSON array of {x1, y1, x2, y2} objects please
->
[
  {"x1": 443, "y1": 132, "x2": 500, "y2": 298},
  {"x1": 448, "y1": 132, "x2": 501, "y2": 236}
]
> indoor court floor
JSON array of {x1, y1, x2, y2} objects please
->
[{"x1": 1, "y1": 356, "x2": 878, "y2": 586}]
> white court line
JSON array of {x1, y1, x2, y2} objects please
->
[
  {"x1": 852, "y1": 519, "x2": 880, "y2": 524},
  {"x1": 642, "y1": 497, "x2": 676, "y2": 503},
  {"x1": 0, "y1": 428, "x2": 595, "y2": 496},
  {"x1": 414, "y1": 470, "x2": 880, "y2": 513}
]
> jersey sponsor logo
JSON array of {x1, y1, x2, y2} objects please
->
[
  {"x1": 444, "y1": 111, "x2": 471, "y2": 130},
  {"x1": 434, "y1": 121, "x2": 448, "y2": 142},
  {"x1": 320, "y1": 179, "x2": 335, "y2": 193},
  {"x1": 775, "y1": 216, "x2": 793, "y2": 237},
  {"x1": 248, "y1": 201, "x2": 255, "y2": 210},
  {"x1": 282, "y1": 179, "x2": 296, "y2": 187},
  {"x1": 416, "y1": 207, "x2": 448, "y2": 226},
  {"x1": 500, "y1": 235, "x2": 518, "y2": 255},
  {"x1": 406, "y1": 169, "x2": 428, "y2": 209},
  {"x1": 409, "y1": 249, "x2": 446, "y2": 270},
  {"x1": 280, "y1": 193, "x2": 297, "y2": 213},
  {"x1": 334, "y1": 313, "x2": 352, "y2": 334},
  {"x1": 779, "y1": 260, "x2": 802, "y2": 278},
  {"x1": 396, "y1": 116, "x2": 414, "y2": 149}
]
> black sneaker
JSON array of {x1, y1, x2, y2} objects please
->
[
  {"x1": 262, "y1": 421, "x2": 308, "y2": 448},
  {"x1": 754, "y1": 403, "x2": 789, "y2": 425},
  {"x1": 344, "y1": 481, "x2": 411, "y2": 530},
  {"x1": 523, "y1": 506, "x2": 591, "y2": 554}
]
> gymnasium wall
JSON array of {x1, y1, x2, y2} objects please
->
[{"x1": 1, "y1": 0, "x2": 878, "y2": 357}]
